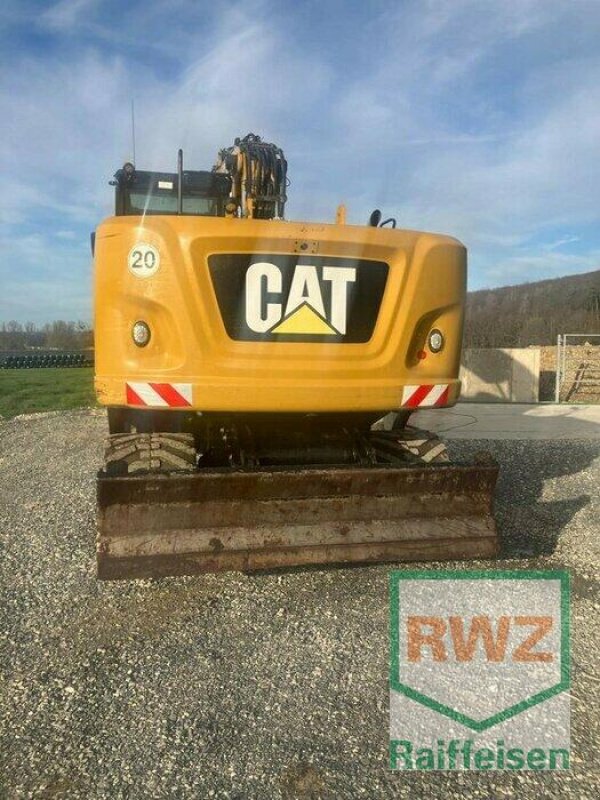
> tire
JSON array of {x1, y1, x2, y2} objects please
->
[
  {"x1": 394, "y1": 425, "x2": 450, "y2": 463},
  {"x1": 104, "y1": 432, "x2": 197, "y2": 475},
  {"x1": 368, "y1": 425, "x2": 449, "y2": 465}
]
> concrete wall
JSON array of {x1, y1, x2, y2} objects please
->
[{"x1": 460, "y1": 348, "x2": 540, "y2": 403}]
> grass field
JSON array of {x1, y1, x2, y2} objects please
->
[{"x1": 0, "y1": 368, "x2": 96, "y2": 419}]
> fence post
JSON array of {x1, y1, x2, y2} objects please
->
[
  {"x1": 555, "y1": 334, "x2": 561, "y2": 403},
  {"x1": 562, "y1": 334, "x2": 568, "y2": 397}
]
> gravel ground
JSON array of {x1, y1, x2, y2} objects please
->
[{"x1": 0, "y1": 410, "x2": 599, "y2": 799}]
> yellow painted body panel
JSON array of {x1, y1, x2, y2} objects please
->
[{"x1": 93, "y1": 216, "x2": 465, "y2": 412}]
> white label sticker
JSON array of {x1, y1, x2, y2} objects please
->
[
  {"x1": 157, "y1": 180, "x2": 173, "y2": 189},
  {"x1": 128, "y1": 243, "x2": 160, "y2": 278}
]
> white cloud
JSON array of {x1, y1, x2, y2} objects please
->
[
  {"x1": 1, "y1": 0, "x2": 600, "y2": 320},
  {"x1": 0, "y1": 230, "x2": 92, "y2": 320},
  {"x1": 40, "y1": 0, "x2": 101, "y2": 30},
  {"x1": 478, "y1": 250, "x2": 600, "y2": 288},
  {"x1": 544, "y1": 235, "x2": 580, "y2": 252}
]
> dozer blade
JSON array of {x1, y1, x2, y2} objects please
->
[{"x1": 96, "y1": 460, "x2": 499, "y2": 580}]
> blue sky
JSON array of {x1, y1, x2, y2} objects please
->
[{"x1": 1, "y1": 0, "x2": 599, "y2": 322}]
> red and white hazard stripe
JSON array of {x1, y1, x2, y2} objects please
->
[
  {"x1": 126, "y1": 382, "x2": 192, "y2": 408},
  {"x1": 401, "y1": 384, "x2": 449, "y2": 408}
]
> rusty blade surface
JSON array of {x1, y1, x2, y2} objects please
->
[{"x1": 97, "y1": 461, "x2": 499, "y2": 580}]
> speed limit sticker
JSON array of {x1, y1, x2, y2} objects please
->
[{"x1": 128, "y1": 243, "x2": 160, "y2": 277}]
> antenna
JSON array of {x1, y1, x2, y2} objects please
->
[
  {"x1": 131, "y1": 99, "x2": 136, "y2": 166},
  {"x1": 177, "y1": 149, "x2": 183, "y2": 214}
]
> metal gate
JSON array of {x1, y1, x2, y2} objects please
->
[{"x1": 555, "y1": 334, "x2": 600, "y2": 402}]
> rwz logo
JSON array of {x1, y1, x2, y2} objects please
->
[
  {"x1": 406, "y1": 615, "x2": 554, "y2": 663},
  {"x1": 209, "y1": 254, "x2": 388, "y2": 343}
]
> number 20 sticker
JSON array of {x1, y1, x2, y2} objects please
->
[{"x1": 128, "y1": 243, "x2": 160, "y2": 277}]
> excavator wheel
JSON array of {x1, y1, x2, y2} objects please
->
[
  {"x1": 393, "y1": 425, "x2": 450, "y2": 463},
  {"x1": 367, "y1": 426, "x2": 450, "y2": 465},
  {"x1": 104, "y1": 432, "x2": 197, "y2": 476}
]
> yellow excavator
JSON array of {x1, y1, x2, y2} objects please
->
[{"x1": 93, "y1": 133, "x2": 498, "y2": 579}]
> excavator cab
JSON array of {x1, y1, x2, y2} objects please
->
[{"x1": 112, "y1": 163, "x2": 231, "y2": 217}]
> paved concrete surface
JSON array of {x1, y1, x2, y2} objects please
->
[
  {"x1": 412, "y1": 402, "x2": 600, "y2": 439},
  {"x1": 1, "y1": 410, "x2": 599, "y2": 798}
]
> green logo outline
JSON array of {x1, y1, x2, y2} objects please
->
[{"x1": 389, "y1": 569, "x2": 570, "y2": 732}]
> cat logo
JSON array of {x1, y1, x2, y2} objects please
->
[
  {"x1": 245, "y1": 262, "x2": 356, "y2": 335},
  {"x1": 208, "y1": 253, "x2": 389, "y2": 344}
]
